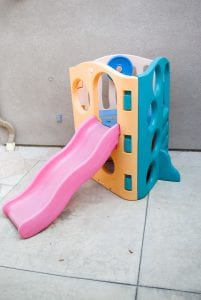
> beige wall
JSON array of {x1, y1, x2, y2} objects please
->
[{"x1": 0, "y1": 0, "x2": 201, "y2": 149}]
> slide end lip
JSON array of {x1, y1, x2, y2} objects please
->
[
  {"x1": 18, "y1": 224, "x2": 33, "y2": 239},
  {"x1": 2, "y1": 202, "x2": 10, "y2": 217}
]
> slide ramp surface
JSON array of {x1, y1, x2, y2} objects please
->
[{"x1": 3, "y1": 117, "x2": 119, "y2": 238}]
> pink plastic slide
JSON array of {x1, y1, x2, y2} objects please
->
[{"x1": 3, "y1": 117, "x2": 119, "y2": 238}]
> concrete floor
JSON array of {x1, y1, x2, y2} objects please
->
[{"x1": 0, "y1": 146, "x2": 201, "y2": 300}]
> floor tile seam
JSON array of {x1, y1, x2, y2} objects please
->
[
  {"x1": 138, "y1": 284, "x2": 201, "y2": 295},
  {"x1": 134, "y1": 194, "x2": 150, "y2": 300},
  {"x1": 0, "y1": 183, "x2": 15, "y2": 187},
  {"x1": 0, "y1": 265, "x2": 137, "y2": 287},
  {"x1": 1, "y1": 265, "x2": 200, "y2": 296},
  {"x1": 1, "y1": 160, "x2": 40, "y2": 201}
]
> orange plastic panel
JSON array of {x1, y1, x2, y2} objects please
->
[{"x1": 69, "y1": 61, "x2": 138, "y2": 200}]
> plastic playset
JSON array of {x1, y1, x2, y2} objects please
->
[{"x1": 3, "y1": 54, "x2": 180, "y2": 238}]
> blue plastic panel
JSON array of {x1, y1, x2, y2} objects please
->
[
  {"x1": 107, "y1": 55, "x2": 134, "y2": 76},
  {"x1": 99, "y1": 109, "x2": 117, "y2": 127}
]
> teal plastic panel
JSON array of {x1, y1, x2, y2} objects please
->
[
  {"x1": 123, "y1": 91, "x2": 132, "y2": 110},
  {"x1": 137, "y1": 57, "x2": 180, "y2": 199},
  {"x1": 124, "y1": 175, "x2": 132, "y2": 191},
  {"x1": 124, "y1": 135, "x2": 132, "y2": 153}
]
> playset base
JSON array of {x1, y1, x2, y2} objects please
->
[{"x1": 3, "y1": 54, "x2": 180, "y2": 238}]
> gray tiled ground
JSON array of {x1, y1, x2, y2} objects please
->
[
  {"x1": 0, "y1": 176, "x2": 146, "y2": 284},
  {"x1": 137, "y1": 287, "x2": 201, "y2": 300},
  {"x1": 0, "y1": 147, "x2": 201, "y2": 299},
  {"x1": 0, "y1": 267, "x2": 136, "y2": 300},
  {"x1": 139, "y1": 156, "x2": 201, "y2": 292}
]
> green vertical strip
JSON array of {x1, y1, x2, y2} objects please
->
[
  {"x1": 123, "y1": 91, "x2": 132, "y2": 110},
  {"x1": 124, "y1": 175, "x2": 132, "y2": 191},
  {"x1": 124, "y1": 135, "x2": 132, "y2": 153}
]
